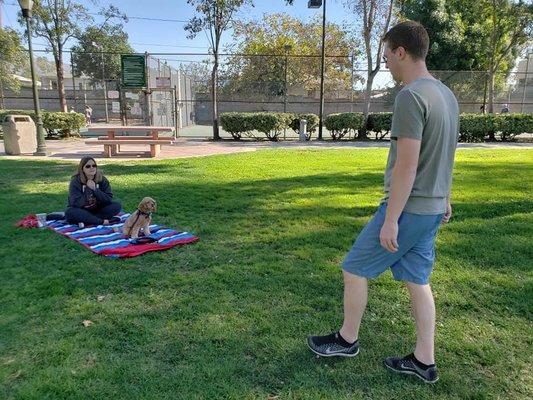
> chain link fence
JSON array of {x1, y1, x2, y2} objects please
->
[{"x1": 1, "y1": 51, "x2": 531, "y2": 137}]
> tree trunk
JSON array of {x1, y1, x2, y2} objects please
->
[
  {"x1": 487, "y1": 67, "x2": 496, "y2": 141},
  {"x1": 211, "y1": 53, "x2": 220, "y2": 140},
  {"x1": 359, "y1": 38, "x2": 375, "y2": 140},
  {"x1": 361, "y1": 69, "x2": 378, "y2": 139},
  {"x1": 0, "y1": 80, "x2": 4, "y2": 109},
  {"x1": 488, "y1": 66, "x2": 495, "y2": 115},
  {"x1": 54, "y1": 44, "x2": 68, "y2": 112}
]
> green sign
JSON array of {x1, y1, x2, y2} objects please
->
[{"x1": 121, "y1": 54, "x2": 146, "y2": 88}]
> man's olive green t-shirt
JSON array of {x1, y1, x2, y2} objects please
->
[{"x1": 383, "y1": 77, "x2": 459, "y2": 215}]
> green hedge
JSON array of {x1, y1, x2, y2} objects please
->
[
  {"x1": 456, "y1": 113, "x2": 533, "y2": 142},
  {"x1": 367, "y1": 112, "x2": 393, "y2": 140},
  {"x1": 220, "y1": 111, "x2": 532, "y2": 142},
  {"x1": 332, "y1": 112, "x2": 532, "y2": 142},
  {"x1": 0, "y1": 110, "x2": 86, "y2": 138},
  {"x1": 220, "y1": 112, "x2": 317, "y2": 141},
  {"x1": 459, "y1": 114, "x2": 492, "y2": 142},
  {"x1": 324, "y1": 113, "x2": 364, "y2": 140},
  {"x1": 289, "y1": 113, "x2": 319, "y2": 140},
  {"x1": 494, "y1": 113, "x2": 533, "y2": 141}
]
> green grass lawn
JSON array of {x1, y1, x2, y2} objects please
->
[{"x1": 0, "y1": 149, "x2": 531, "y2": 399}]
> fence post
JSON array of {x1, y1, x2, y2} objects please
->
[
  {"x1": 520, "y1": 53, "x2": 531, "y2": 113},
  {"x1": 70, "y1": 51, "x2": 77, "y2": 111}
]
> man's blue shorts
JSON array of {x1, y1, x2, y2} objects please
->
[{"x1": 342, "y1": 203, "x2": 444, "y2": 285}]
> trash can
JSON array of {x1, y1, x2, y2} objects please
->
[{"x1": 1, "y1": 114, "x2": 37, "y2": 155}]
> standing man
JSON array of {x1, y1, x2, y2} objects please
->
[{"x1": 307, "y1": 21, "x2": 459, "y2": 384}]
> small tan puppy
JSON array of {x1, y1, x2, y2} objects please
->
[{"x1": 122, "y1": 197, "x2": 157, "y2": 239}]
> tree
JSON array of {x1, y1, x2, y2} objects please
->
[
  {"x1": 19, "y1": 0, "x2": 93, "y2": 112},
  {"x1": 71, "y1": 23, "x2": 133, "y2": 83},
  {"x1": 398, "y1": 0, "x2": 477, "y2": 70},
  {"x1": 180, "y1": 60, "x2": 212, "y2": 94},
  {"x1": 185, "y1": 0, "x2": 253, "y2": 140},
  {"x1": 483, "y1": 0, "x2": 532, "y2": 114},
  {"x1": 344, "y1": 0, "x2": 394, "y2": 139},
  {"x1": 0, "y1": 28, "x2": 25, "y2": 107},
  {"x1": 398, "y1": 0, "x2": 532, "y2": 115},
  {"x1": 221, "y1": 14, "x2": 361, "y2": 99}
]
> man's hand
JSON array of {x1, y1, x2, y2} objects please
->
[
  {"x1": 380, "y1": 220, "x2": 399, "y2": 253},
  {"x1": 442, "y1": 201, "x2": 452, "y2": 223},
  {"x1": 86, "y1": 179, "x2": 96, "y2": 190}
]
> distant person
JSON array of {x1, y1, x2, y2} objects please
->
[
  {"x1": 85, "y1": 105, "x2": 93, "y2": 125},
  {"x1": 479, "y1": 104, "x2": 486, "y2": 113},
  {"x1": 64, "y1": 157, "x2": 121, "y2": 227},
  {"x1": 501, "y1": 104, "x2": 510, "y2": 113},
  {"x1": 69, "y1": 106, "x2": 76, "y2": 113}
]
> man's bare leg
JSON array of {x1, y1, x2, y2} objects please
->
[
  {"x1": 339, "y1": 270, "x2": 368, "y2": 343},
  {"x1": 406, "y1": 282, "x2": 436, "y2": 365}
]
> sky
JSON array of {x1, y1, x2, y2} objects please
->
[
  {"x1": 1, "y1": 0, "x2": 358, "y2": 56},
  {"x1": 0, "y1": 0, "x2": 395, "y2": 88}
]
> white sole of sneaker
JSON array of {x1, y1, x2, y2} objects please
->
[
  {"x1": 384, "y1": 362, "x2": 439, "y2": 383},
  {"x1": 307, "y1": 341, "x2": 360, "y2": 358}
]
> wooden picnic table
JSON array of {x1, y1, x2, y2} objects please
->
[{"x1": 85, "y1": 125, "x2": 176, "y2": 157}]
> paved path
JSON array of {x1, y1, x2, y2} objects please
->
[{"x1": 1, "y1": 138, "x2": 531, "y2": 162}]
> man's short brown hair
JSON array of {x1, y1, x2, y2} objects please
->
[{"x1": 383, "y1": 21, "x2": 429, "y2": 61}]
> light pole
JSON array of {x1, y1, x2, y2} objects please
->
[
  {"x1": 308, "y1": 0, "x2": 326, "y2": 140},
  {"x1": 283, "y1": 44, "x2": 292, "y2": 113},
  {"x1": 18, "y1": 0, "x2": 47, "y2": 155},
  {"x1": 93, "y1": 42, "x2": 109, "y2": 123},
  {"x1": 520, "y1": 52, "x2": 531, "y2": 113}
]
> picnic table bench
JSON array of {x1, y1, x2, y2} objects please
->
[{"x1": 85, "y1": 126, "x2": 175, "y2": 158}]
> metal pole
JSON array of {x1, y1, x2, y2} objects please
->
[
  {"x1": 318, "y1": 0, "x2": 327, "y2": 140},
  {"x1": 520, "y1": 53, "x2": 530, "y2": 113},
  {"x1": 70, "y1": 51, "x2": 77, "y2": 111},
  {"x1": 284, "y1": 50, "x2": 289, "y2": 113},
  {"x1": 25, "y1": 12, "x2": 48, "y2": 155},
  {"x1": 350, "y1": 52, "x2": 354, "y2": 114},
  {"x1": 173, "y1": 85, "x2": 178, "y2": 137},
  {"x1": 176, "y1": 68, "x2": 183, "y2": 129},
  {"x1": 101, "y1": 50, "x2": 109, "y2": 122}
]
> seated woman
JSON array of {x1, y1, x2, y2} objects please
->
[{"x1": 65, "y1": 157, "x2": 122, "y2": 226}]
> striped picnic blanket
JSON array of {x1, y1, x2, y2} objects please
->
[{"x1": 46, "y1": 213, "x2": 199, "y2": 258}]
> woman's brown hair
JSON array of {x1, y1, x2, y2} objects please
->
[{"x1": 76, "y1": 156, "x2": 103, "y2": 184}]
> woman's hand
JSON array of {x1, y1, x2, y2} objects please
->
[{"x1": 86, "y1": 179, "x2": 96, "y2": 190}]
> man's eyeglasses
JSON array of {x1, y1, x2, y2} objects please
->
[{"x1": 84, "y1": 163, "x2": 97, "y2": 169}]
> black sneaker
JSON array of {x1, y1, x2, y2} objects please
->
[
  {"x1": 384, "y1": 353, "x2": 439, "y2": 383},
  {"x1": 307, "y1": 331, "x2": 359, "y2": 357}
]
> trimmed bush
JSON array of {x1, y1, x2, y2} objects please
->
[
  {"x1": 220, "y1": 111, "x2": 532, "y2": 142},
  {"x1": 367, "y1": 112, "x2": 392, "y2": 140},
  {"x1": 42, "y1": 112, "x2": 85, "y2": 138},
  {"x1": 458, "y1": 114, "x2": 494, "y2": 142},
  {"x1": 220, "y1": 112, "x2": 294, "y2": 141},
  {"x1": 219, "y1": 112, "x2": 253, "y2": 139},
  {"x1": 324, "y1": 113, "x2": 364, "y2": 140},
  {"x1": 288, "y1": 113, "x2": 319, "y2": 140},
  {"x1": 0, "y1": 109, "x2": 86, "y2": 138},
  {"x1": 496, "y1": 113, "x2": 533, "y2": 141}
]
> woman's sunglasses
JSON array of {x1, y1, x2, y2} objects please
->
[{"x1": 84, "y1": 163, "x2": 97, "y2": 169}]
